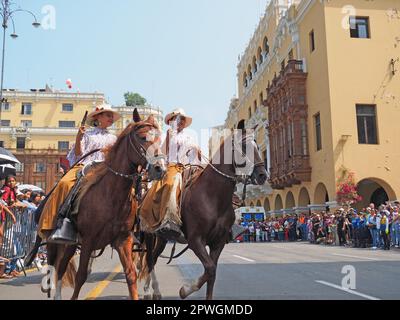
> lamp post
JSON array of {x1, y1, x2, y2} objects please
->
[{"x1": 0, "y1": 0, "x2": 40, "y2": 122}]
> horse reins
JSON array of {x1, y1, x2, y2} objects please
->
[{"x1": 105, "y1": 123, "x2": 165, "y2": 180}]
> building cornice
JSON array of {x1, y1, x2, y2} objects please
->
[{"x1": 3, "y1": 91, "x2": 105, "y2": 101}]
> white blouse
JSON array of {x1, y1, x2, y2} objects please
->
[{"x1": 67, "y1": 127, "x2": 117, "y2": 166}]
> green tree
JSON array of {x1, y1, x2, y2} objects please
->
[{"x1": 124, "y1": 92, "x2": 147, "y2": 106}]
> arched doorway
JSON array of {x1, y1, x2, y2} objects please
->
[
  {"x1": 285, "y1": 192, "x2": 295, "y2": 209},
  {"x1": 298, "y1": 187, "x2": 311, "y2": 207},
  {"x1": 250, "y1": 202, "x2": 255, "y2": 207},
  {"x1": 274, "y1": 195, "x2": 283, "y2": 210},
  {"x1": 237, "y1": 119, "x2": 245, "y2": 130},
  {"x1": 357, "y1": 178, "x2": 396, "y2": 209},
  {"x1": 256, "y1": 200, "x2": 262, "y2": 207},
  {"x1": 264, "y1": 198, "x2": 271, "y2": 212},
  {"x1": 314, "y1": 183, "x2": 329, "y2": 204}
]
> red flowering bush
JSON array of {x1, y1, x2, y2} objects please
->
[{"x1": 336, "y1": 171, "x2": 362, "y2": 206}]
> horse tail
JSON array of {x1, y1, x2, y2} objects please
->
[{"x1": 62, "y1": 258, "x2": 77, "y2": 289}]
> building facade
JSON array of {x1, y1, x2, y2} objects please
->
[
  {"x1": 0, "y1": 85, "x2": 105, "y2": 192},
  {"x1": 112, "y1": 105, "x2": 164, "y2": 132},
  {"x1": 0, "y1": 86, "x2": 165, "y2": 193},
  {"x1": 226, "y1": 0, "x2": 400, "y2": 215}
]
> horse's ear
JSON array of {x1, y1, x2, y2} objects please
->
[{"x1": 133, "y1": 108, "x2": 141, "y2": 123}]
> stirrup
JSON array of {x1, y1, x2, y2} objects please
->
[{"x1": 48, "y1": 218, "x2": 78, "y2": 245}]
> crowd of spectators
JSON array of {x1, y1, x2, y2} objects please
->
[
  {"x1": 0, "y1": 175, "x2": 44, "y2": 279},
  {"x1": 238, "y1": 202, "x2": 400, "y2": 251}
]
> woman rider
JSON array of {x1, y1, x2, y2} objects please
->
[{"x1": 38, "y1": 104, "x2": 120, "y2": 243}]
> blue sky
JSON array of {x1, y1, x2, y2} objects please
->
[{"x1": 7, "y1": 0, "x2": 269, "y2": 134}]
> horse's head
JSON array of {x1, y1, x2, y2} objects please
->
[
  {"x1": 232, "y1": 125, "x2": 268, "y2": 186},
  {"x1": 129, "y1": 108, "x2": 167, "y2": 181}
]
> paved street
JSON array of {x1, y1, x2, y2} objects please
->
[{"x1": 0, "y1": 242, "x2": 399, "y2": 300}]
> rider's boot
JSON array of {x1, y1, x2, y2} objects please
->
[{"x1": 48, "y1": 217, "x2": 78, "y2": 245}]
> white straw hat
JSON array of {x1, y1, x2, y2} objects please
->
[
  {"x1": 164, "y1": 108, "x2": 192, "y2": 128},
  {"x1": 87, "y1": 104, "x2": 121, "y2": 126}
]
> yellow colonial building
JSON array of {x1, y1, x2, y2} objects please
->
[
  {"x1": 225, "y1": 0, "x2": 400, "y2": 215},
  {"x1": 0, "y1": 85, "x2": 105, "y2": 192},
  {"x1": 0, "y1": 85, "x2": 163, "y2": 192}
]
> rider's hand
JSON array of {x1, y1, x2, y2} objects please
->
[{"x1": 77, "y1": 126, "x2": 86, "y2": 141}]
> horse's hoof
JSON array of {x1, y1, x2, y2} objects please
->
[
  {"x1": 152, "y1": 293, "x2": 162, "y2": 300},
  {"x1": 179, "y1": 286, "x2": 188, "y2": 300},
  {"x1": 143, "y1": 294, "x2": 152, "y2": 300}
]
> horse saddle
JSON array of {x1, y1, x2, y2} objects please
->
[
  {"x1": 55, "y1": 161, "x2": 103, "y2": 228},
  {"x1": 181, "y1": 164, "x2": 206, "y2": 192}
]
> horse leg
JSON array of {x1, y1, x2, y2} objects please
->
[
  {"x1": 41, "y1": 243, "x2": 58, "y2": 297},
  {"x1": 71, "y1": 243, "x2": 92, "y2": 300},
  {"x1": 115, "y1": 235, "x2": 139, "y2": 300},
  {"x1": 150, "y1": 270, "x2": 162, "y2": 300},
  {"x1": 143, "y1": 275, "x2": 152, "y2": 300},
  {"x1": 179, "y1": 239, "x2": 215, "y2": 300},
  {"x1": 54, "y1": 245, "x2": 77, "y2": 300},
  {"x1": 205, "y1": 243, "x2": 225, "y2": 300}
]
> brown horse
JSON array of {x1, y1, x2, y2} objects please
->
[
  {"x1": 45, "y1": 109, "x2": 166, "y2": 300},
  {"x1": 140, "y1": 128, "x2": 268, "y2": 300}
]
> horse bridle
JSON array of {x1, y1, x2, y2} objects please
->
[
  {"x1": 203, "y1": 134, "x2": 264, "y2": 183},
  {"x1": 106, "y1": 123, "x2": 165, "y2": 180}
]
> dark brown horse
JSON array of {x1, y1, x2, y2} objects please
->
[
  {"x1": 140, "y1": 128, "x2": 267, "y2": 300},
  {"x1": 44, "y1": 110, "x2": 166, "y2": 300}
]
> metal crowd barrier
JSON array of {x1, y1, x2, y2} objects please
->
[{"x1": 0, "y1": 206, "x2": 38, "y2": 276}]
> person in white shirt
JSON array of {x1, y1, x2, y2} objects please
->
[{"x1": 140, "y1": 108, "x2": 201, "y2": 239}]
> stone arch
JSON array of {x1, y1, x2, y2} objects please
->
[
  {"x1": 263, "y1": 197, "x2": 271, "y2": 212},
  {"x1": 274, "y1": 194, "x2": 283, "y2": 210},
  {"x1": 256, "y1": 200, "x2": 262, "y2": 207},
  {"x1": 252, "y1": 56, "x2": 258, "y2": 73},
  {"x1": 314, "y1": 183, "x2": 329, "y2": 204},
  {"x1": 257, "y1": 47, "x2": 263, "y2": 64},
  {"x1": 357, "y1": 178, "x2": 397, "y2": 209},
  {"x1": 263, "y1": 37, "x2": 270, "y2": 55},
  {"x1": 247, "y1": 65, "x2": 252, "y2": 80},
  {"x1": 285, "y1": 191, "x2": 295, "y2": 209},
  {"x1": 298, "y1": 187, "x2": 311, "y2": 207},
  {"x1": 250, "y1": 202, "x2": 255, "y2": 207}
]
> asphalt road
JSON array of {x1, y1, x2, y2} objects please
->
[{"x1": 1, "y1": 242, "x2": 399, "y2": 300}]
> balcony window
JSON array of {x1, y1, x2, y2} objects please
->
[
  {"x1": 1, "y1": 102, "x2": 10, "y2": 112},
  {"x1": 301, "y1": 119, "x2": 308, "y2": 155},
  {"x1": 21, "y1": 103, "x2": 32, "y2": 115},
  {"x1": 62, "y1": 103, "x2": 74, "y2": 112},
  {"x1": 58, "y1": 141, "x2": 70, "y2": 150},
  {"x1": 59, "y1": 121, "x2": 75, "y2": 128},
  {"x1": 350, "y1": 17, "x2": 370, "y2": 39},
  {"x1": 21, "y1": 120, "x2": 32, "y2": 128},
  {"x1": 16, "y1": 137, "x2": 26, "y2": 149},
  {"x1": 356, "y1": 104, "x2": 378, "y2": 144},
  {"x1": 15, "y1": 163, "x2": 24, "y2": 172},
  {"x1": 1, "y1": 120, "x2": 10, "y2": 127},
  {"x1": 35, "y1": 162, "x2": 46, "y2": 173}
]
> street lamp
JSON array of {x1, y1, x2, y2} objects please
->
[{"x1": 0, "y1": 0, "x2": 41, "y2": 122}]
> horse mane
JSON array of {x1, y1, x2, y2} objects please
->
[{"x1": 77, "y1": 119, "x2": 158, "y2": 201}]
